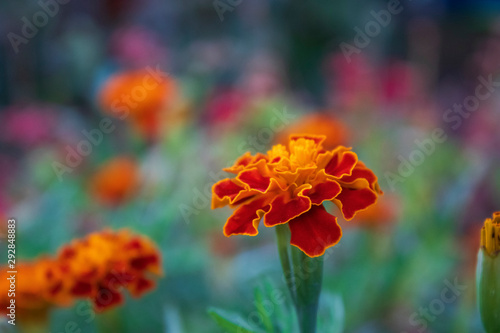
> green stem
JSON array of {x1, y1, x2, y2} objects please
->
[
  {"x1": 276, "y1": 224, "x2": 324, "y2": 333},
  {"x1": 477, "y1": 249, "x2": 500, "y2": 333},
  {"x1": 276, "y1": 224, "x2": 297, "y2": 305}
]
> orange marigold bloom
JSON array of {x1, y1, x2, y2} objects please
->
[
  {"x1": 274, "y1": 113, "x2": 349, "y2": 149},
  {"x1": 0, "y1": 229, "x2": 161, "y2": 315},
  {"x1": 0, "y1": 258, "x2": 63, "y2": 317},
  {"x1": 98, "y1": 69, "x2": 177, "y2": 138},
  {"x1": 212, "y1": 135, "x2": 382, "y2": 257},
  {"x1": 89, "y1": 157, "x2": 140, "y2": 206},
  {"x1": 54, "y1": 229, "x2": 162, "y2": 311}
]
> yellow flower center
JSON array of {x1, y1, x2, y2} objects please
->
[
  {"x1": 289, "y1": 138, "x2": 319, "y2": 168},
  {"x1": 481, "y1": 212, "x2": 500, "y2": 256}
]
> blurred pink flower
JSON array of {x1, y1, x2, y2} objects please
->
[
  {"x1": 1, "y1": 105, "x2": 56, "y2": 149},
  {"x1": 110, "y1": 26, "x2": 168, "y2": 67},
  {"x1": 381, "y1": 61, "x2": 424, "y2": 107}
]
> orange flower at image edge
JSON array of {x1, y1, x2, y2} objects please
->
[
  {"x1": 212, "y1": 135, "x2": 383, "y2": 257},
  {"x1": 0, "y1": 229, "x2": 162, "y2": 314}
]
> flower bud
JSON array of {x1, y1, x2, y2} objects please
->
[{"x1": 477, "y1": 212, "x2": 500, "y2": 333}]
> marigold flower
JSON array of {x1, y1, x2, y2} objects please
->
[
  {"x1": 0, "y1": 229, "x2": 161, "y2": 316},
  {"x1": 212, "y1": 135, "x2": 382, "y2": 257},
  {"x1": 274, "y1": 113, "x2": 349, "y2": 149},
  {"x1": 89, "y1": 157, "x2": 140, "y2": 206},
  {"x1": 0, "y1": 258, "x2": 58, "y2": 316},
  {"x1": 54, "y1": 229, "x2": 162, "y2": 311},
  {"x1": 98, "y1": 69, "x2": 177, "y2": 139}
]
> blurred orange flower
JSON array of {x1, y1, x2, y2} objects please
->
[
  {"x1": 274, "y1": 113, "x2": 349, "y2": 149},
  {"x1": 0, "y1": 229, "x2": 162, "y2": 316},
  {"x1": 0, "y1": 258, "x2": 64, "y2": 317},
  {"x1": 98, "y1": 68, "x2": 177, "y2": 139},
  {"x1": 89, "y1": 157, "x2": 140, "y2": 206},
  {"x1": 54, "y1": 229, "x2": 162, "y2": 311},
  {"x1": 212, "y1": 135, "x2": 382, "y2": 257}
]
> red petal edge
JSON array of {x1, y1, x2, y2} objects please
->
[
  {"x1": 333, "y1": 187, "x2": 378, "y2": 220},
  {"x1": 288, "y1": 205, "x2": 342, "y2": 257},
  {"x1": 223, "y1": 197, "x2": 271, "y2": 236}
]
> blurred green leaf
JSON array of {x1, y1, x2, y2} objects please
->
[
  {"x1": 254, "y1": 285, "x2": 275, "y2": 333},
  {"x1": 208, "y1": 307, "x2": 260, "y2": 333},
  {"x1": 318, "y1": 292, "x2": 344, "y2": 333}
]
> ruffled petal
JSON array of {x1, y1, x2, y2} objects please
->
[
  {"x1": 237, "y1": 168, "x2": 271, "y2": 192},
  {"x1": 230, "y1": 178, "x2": 283, "y2": 207},
  {"x1": 212, "y1": 178, "x2": 245, "y2": 209},
  {"x1": 339, "y1": 161, "x2": 382, "y2": 193},
  {"x1": 264, "y1": 190, "x2": 311, "y2": 227},
  {"x1": 304, "y1": 179, "x2": 342, "y2": 205},
  {"x1": 324, "y1": 149, "x2": 358, "y2": 178},
  {"x1": 288, "y1": 205, "x2": 342, "y2": 257},
  {"x1": 223, "y1": 197, "x2": 271, "y2": 236},
  {"x1": 333, "y1": 187, "x2": 378, "y2": 220},
  {"x1": 224, "y1": 153, "x2": 268, "y2": 174}
]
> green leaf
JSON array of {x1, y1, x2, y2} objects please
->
[
  {"x1": 318, "y1": 292, "x2": 344, "y2": 333},
  {"x1": 254, "y1": 286, "x2": 275, "y2": 333},
  {"x1": 208, "y1": 307, "x2": 259, "y2": 333}
]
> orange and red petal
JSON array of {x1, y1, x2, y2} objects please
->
[
  {"x1": 263, "y1": 193, "x2": 311, "y2": 227},
  {"x1": 333, "y1": 187, "x2": 378, "y2": 220},
  {"x1": 288, "y1": 205, "x2": 342, "y2": 257},
  {"x1": 304, "y1": 179, "x2": 342, "y2": 205},
  {"x1": 237, "y1": 168, "x2": 271, "y2": 192},
  {"x1": 223, "y1": 198, "x2": 271, "y2": 236},
  {"x1": 223, "y1": 152, "x2": 254, "y2": 174},
  {"x1": 324, "y1": 149, "x2": 358, "y2": 178},
  {"x1": 212, "y1": 178, "x2": 245, "y2": 209},
  {"x1": 340, "y1": 162, "x2": 382, "y2": 193}
]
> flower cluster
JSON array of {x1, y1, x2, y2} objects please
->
[
  {"x1": 480, "y1": 212, "x2": 500, "y2": 257},
  {"x1": 0, "y1": 229, "x2": 162, "y2": 315},
  {"x1": 212, "y1": 135, "x2": 382, "y2": 257}
]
